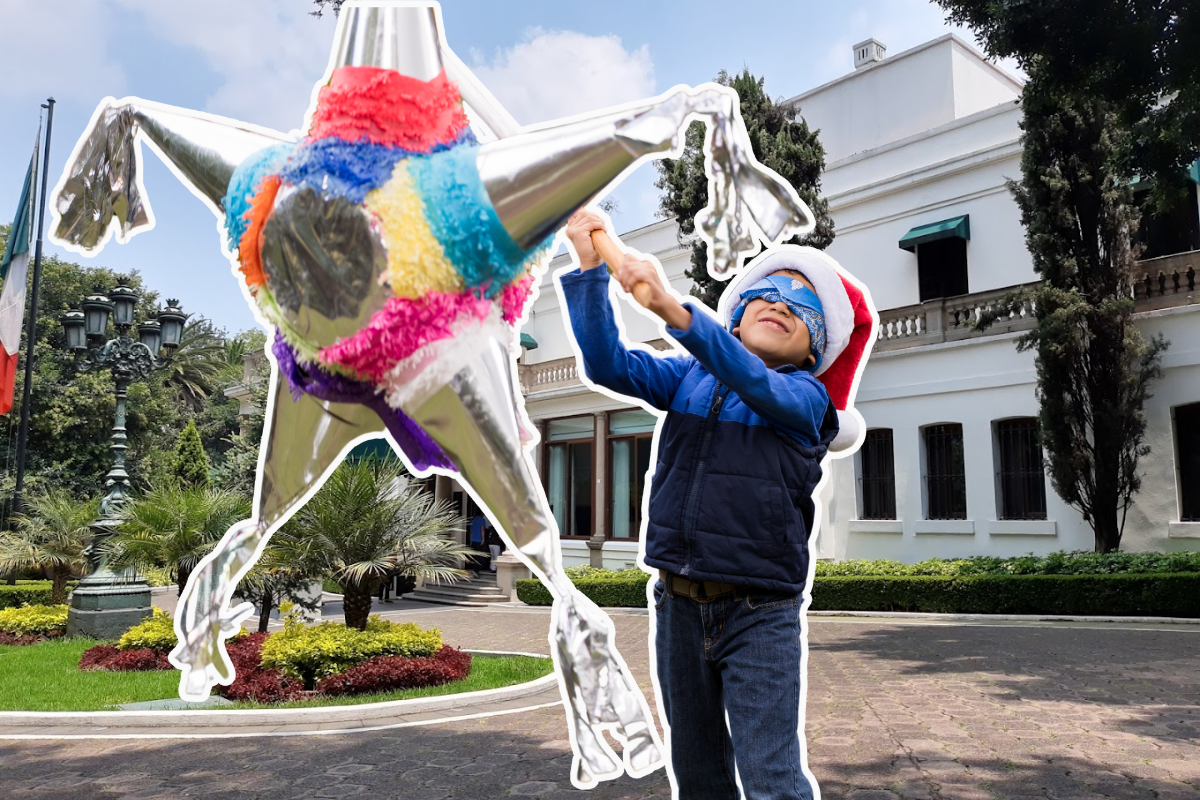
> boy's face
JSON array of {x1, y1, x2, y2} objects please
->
[{"x1": 731, "y1": 269, "x2": 818, "y2": 370}]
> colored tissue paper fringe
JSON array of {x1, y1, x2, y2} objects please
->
[
  {"x1": 223, "y1": 143, "x2": 294, "y2": 249},
  {"x1": 366, "y1": 161, "x2": 465, "y2": 299},
  {"x1": 237, "y1": 174, "x2": 281, "y2": 290},
  {"x1": 272, "y1": 333, "x2": 452, "y2": 472},
  {"x1": 309, "y1": 66, "x2": 470, "y2": 151},
  {"x1": 318, "y1": 289, "x2": 492, "y2": 382},
  {"x1": 408, "y1": 145, "x2": 531, "y2": 294},
  {"x1": 500, "y1": 274, "x2": 535, "y2": 325},
  {"x1": 279, "y1": 130, "x2": 475, "y2": 207}
]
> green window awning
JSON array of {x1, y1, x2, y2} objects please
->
[
  {"x1": 899, "y1": 215, "x2": 971, "y2": 252},
  {"x1": 520, "y1": 332, "x2": 538, "y2": 350}
]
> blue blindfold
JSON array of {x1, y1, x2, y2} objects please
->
[{"x1": 730, "y1": 274, "x2": 826, "y2": 371}]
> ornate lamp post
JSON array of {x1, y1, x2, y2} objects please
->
[{"x1": 63, "y1": 280, "x2": 186, "y2": 638}]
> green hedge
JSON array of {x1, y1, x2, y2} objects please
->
[
  {"x1": 810, "y1": 573, "x2": 1200, "y2": 617},
  {"x1": 0, "y1": 583, "x2": 55, "y2": 610},
  {"x1": 518, "y1": 571, "x2": 1200, "y2": 617},
  {"x1": 516, "y1": 576, "x2": 649, "y2": 607},
  {"x1": 815, "y1": 551, "x2": 1200, "y2": 577}
]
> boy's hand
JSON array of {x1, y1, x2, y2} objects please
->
[
  {"x1": 565, "y1": 210, "x2": 607, "y2": 271},
  {"x1": 615, "y1": 255, "x2": 692, "y2": 331}
]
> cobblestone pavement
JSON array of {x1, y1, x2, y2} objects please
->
[{"x1": 4, "y1": 604, "x2": 1198, "y2": 799}]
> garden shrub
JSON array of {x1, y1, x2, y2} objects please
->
[
  {"x1": 216, "y1": 632, "x2": 305, "y2": 703},
  {"x1": 810, "y1": 573, "x2": 1200, "y2": 617},
  {"x1": 317, "y1": 646, "x2": 471, "y2": 696},
  {"x1": 79, "y1": 645, "x2": 172, "y2": 671},
  {"x1": 0, "y1": 604, "x2": 69, "y2": 636},
  {"x1": 260, "y1": 617, "x2": 443, "y2": 688},
  {"x1": 517, "y1": 574, "x2": 650, "y2": 607},
  {"x1": 117, "y1": 608, "x2": 179, "y2": 652},
  {"x1": 0, "y1": 584, "x2": 55, "y2": 610},
  {"x1": 813, "y1": 551, "x2": 1200, "y2": 577}
]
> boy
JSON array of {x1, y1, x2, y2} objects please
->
[{"x1": 558, "y1": 209, "x2": 851, "y2": 800}]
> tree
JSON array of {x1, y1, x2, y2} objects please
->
[
  {"x1": 283, "y1": 458, "x2": 472, "y2": 630},
  {"x1": 166, "y1": 318, "x2": 231, "y2": 412},
  {"x1": 991, "y1": 77, "x2": 1166, "y2": 553},
  {"x1": 935, "y1": 0, "x2": 1200, "y2": 211},
  {"x1": 103, "y1": 485, "x2": 250, "y2": 595},
  {"x1": 234, "y1": 527, "x2": 320, "y2": 633},
  {"x1": 174, "y1": 419, "x2": 211, "y2": 489},
  {"x1": 655, "y1": 68, "x2": 835, "y2": 308},
  {"x1": 0, "y1": 491, "x2": 97, "y2": 604}
]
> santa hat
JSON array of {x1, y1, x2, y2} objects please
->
[{"x1": 719, "y1": 246, "x2": 878, "y2": 452}]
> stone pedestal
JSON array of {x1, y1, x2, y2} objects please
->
[
  {"x1": 66, "y1": 566, "x2": 153, "y2": 639},
  {"x1": 495, "y1": 552, "x2": 532, "y2": 602}
]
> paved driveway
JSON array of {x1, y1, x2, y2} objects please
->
[{"x1": 4, "y1": 604, "x2": 1198, "y2": 799}]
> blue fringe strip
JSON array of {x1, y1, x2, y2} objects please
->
[{"x1": 222, "y1": 143, "x2": 295, "y2": 248}]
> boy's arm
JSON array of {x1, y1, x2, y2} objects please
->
[
  {"x1": 557, "y1": 267, "x2": 692, "y2": 410},
  {"x1": 666, "y1": 305, "x2": 830, "y2": 445}
]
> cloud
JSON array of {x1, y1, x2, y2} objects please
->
[
  {"x1": 109, "y1": 0, "x2": 335, "y2": 132},
  {"x1": 0, "y1": 0, "x2": 127, "y2": 103},
  {"x1": 468, "y1": 28, "x2": 656, "y2": 125}
]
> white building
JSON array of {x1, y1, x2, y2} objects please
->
[{"x1": 517, "y1": 34, "x2": 1200, "y2": 567}]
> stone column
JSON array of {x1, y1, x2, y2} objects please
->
[{"x1": 588, "y1": 411, "x2": 608, "y2": 568}]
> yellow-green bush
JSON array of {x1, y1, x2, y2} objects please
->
[
  {"x1": 117, "y1": 608, "x2": 179, "y2": 652},
  {"x1": 259, "y1": 616, "x2": 442, "y2": 688},
  {"x1": 0, "y1": 604, "x2": 69, "y2": 635}
]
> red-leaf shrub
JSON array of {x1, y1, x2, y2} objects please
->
[
  {"x1": 216, "y1": 632, "x2": 306, "y2": 703},
  {"x1": 317, "y1": 646, "x2": 471, "y2": 697},
  {"x1": 79, "y1": 644, "x2": 172, "y2": 671},
  {"x1": 0, "y1": 630, "x2": 63, "y2": 646}
]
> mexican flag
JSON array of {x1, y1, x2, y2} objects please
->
[{"x1": 0, "y1": 142, "x2": 38, "y2": 415}]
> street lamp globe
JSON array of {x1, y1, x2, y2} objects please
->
[
  {"x1": 110, "y1": 281, "x2": 139, "y2": 329},
  {"x1": 61, "y1": 307, "x2": 87, "y2": 351},
  {"x1": 138, "y1": 315, "x2": 162, "y2": 354},
  {"x1": 157, "y1": 299, "x2": 186, "y2": 349},
  {"x1": 81, "y1": 287, "x2": 112, "y2": 339}
]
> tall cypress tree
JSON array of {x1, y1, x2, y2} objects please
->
[
  {"x1": 985, "y1": 70, "x2": 1166, "y2": 552},
  {"x1": 655, "y1": 69, "x2": 835, "y2": 309},
  {"x1": 173, "y1": 419, "x2": 211, "y2": 490}
]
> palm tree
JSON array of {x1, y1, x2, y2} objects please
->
[
  {"x1": 0, "y1": 492, "x2": 98, "y2": 604},
  {"x1": 284, "y1": 458, "x2": 472, "y2": 629},
  {"x1": 165, "y1": 318, "x2": 229, "y2": 410},
  {"x1": 103, "y1": 485, "x2": 251, "y2": 596},
  {"x1": 235, "y1": 528, "x2": 320, "y2": 633}
]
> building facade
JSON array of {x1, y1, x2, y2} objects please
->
[{"x1": 517, "y1": 34, "x2": 1200, "y2": 567}]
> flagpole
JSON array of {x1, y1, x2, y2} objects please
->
[{"x1": 12, "y1": 98, "x2": 55, "y2": 514}]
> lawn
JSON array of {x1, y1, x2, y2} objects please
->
[{"x1": 0, "y1": 638, "x2": 553, "y2": 712}]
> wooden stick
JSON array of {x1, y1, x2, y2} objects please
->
[{"x1": 590, "y1": 229, "x2": 654, "y2": 308}]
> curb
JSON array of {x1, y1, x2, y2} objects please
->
[{"x1": 0, "y1": 650, "x2": 558, "y2": 733}]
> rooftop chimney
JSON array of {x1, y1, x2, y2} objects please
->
[{"x1": 853, "y1": 38, "x2": 887, "y2": 69}]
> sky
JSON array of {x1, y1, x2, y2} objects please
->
[{"x1": 0, "y1": 0, "x2": 1001, "y2": 335}]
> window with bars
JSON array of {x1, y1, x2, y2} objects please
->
[
  {"x1": 923, "y1": 423, "x2": 967, "y2": 520},
  {"x1": 1176, "y1": 403, "x2": 1200, "y2": 521},
  {"x1": 994, "y1": 418, "x2": 1047, "y2": 520},
  {"x1": 858, "y1": 429, "x2": 897, "y2": 520},
  {"x1": 545, "y1": 417, "x2": 593, "y2": 538}
]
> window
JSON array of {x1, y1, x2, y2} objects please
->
[
  {"x1": 1176, "y1": 403, "x2": 1200, "y2": 521},
  {"x1": 917, "y1": 238, "x2": 969, "y2": 302},
  {"x1": 545, "y1": 417, "x2": 593, "y2": 538},
  {"x1": 994, "y1": 418, "x2": 1047, "y2": 520},
  {"x1": 609, "y1": 410, "x2": 658, "y2": 539},
  {"x1": 923, "y1": 423, "x2": 966, "y2": 519},
  {"x1": 858, "y1": 429, "x2": 896, "y2": 520},
  {"x1": 1136, "y1": 184, "x2": 1200, "y2": 260}
]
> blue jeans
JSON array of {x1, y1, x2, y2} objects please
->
[{"x1": 653, "y1": 578, "x2": 816, "y2": 800}]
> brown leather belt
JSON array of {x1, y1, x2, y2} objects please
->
[{"x1": 660, "y1": 569, "x2": 737, "y2": 600}]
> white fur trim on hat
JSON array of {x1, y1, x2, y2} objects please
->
[{"x1": 719, "y1": 246, "x2": 854, "y2": 378}]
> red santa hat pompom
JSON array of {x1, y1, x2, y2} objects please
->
[{"x1": 719, "y1": 246, "x2": 878, "y2": 452}]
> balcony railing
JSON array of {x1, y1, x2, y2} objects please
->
[
  {"x1": 875, "y1": 249, "x2": 1199, "y2": 353},
  {"x1": 519, "y1": 339, "x2": 672, "y2": 396}
]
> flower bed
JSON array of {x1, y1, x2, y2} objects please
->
[
  {"x1": 0, "y1": 604, "x2": 68, "y2": 645},
  {"x1": 77, "y1": 610, "x2": 471, "y2": 703}
]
